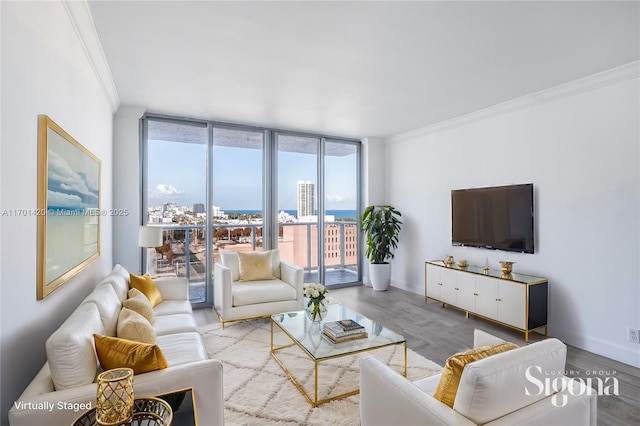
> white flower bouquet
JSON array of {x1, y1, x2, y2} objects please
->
[{"x1": 303, "y1": 283, "x2": 328, "y2": 321}]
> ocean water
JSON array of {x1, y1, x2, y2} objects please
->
[{"x1": 226, "y1": 209, "x2": 357, "y2": 220}]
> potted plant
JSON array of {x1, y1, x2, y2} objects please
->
[{"x1": 361, "y1": 205, "x2": 403, "y2": 291}]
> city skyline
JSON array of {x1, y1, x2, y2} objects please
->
[{"x1": 146, "y1": 201, "x2": 357, "y2": 222}]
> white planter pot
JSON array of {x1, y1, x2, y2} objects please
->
[{"x1": 368, "y1": 263, "x2": 391, "y2": 291}]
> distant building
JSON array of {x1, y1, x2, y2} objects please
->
[
  {"x1": 297, "y1": 215, "x2": 335, "y2": 223},
  {"x1": 278, "y1": 210, "x2": 295, "y2": 223},
  {"x1": 279, "y1": 222, "x2": 358, "y2": 268},
  {"x1": 162, "y1": 202, "x2": 177, "y2": 213},
  {"x1": 193, "y1": 203, "x2": 205, "y2": 214},
  {"x1": 297, "y1": 181, "x2": 315, "y2": 218},
  {"x1": 211, "y1": 205, "x2": 226, "y2": 218}
]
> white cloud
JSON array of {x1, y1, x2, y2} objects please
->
[
  {"x1": 47, "y1": 150, "x2": 96, "y2": 197},
  {"x1": 84, "y1": 175, "x2": 99, "y2": 193},
  {"x1": 47, "y1": 190, "x2": 84, "y2": 209},
  {"x1": 326, "y1": 194, "x2": 344, "y2": 203},
  {"x1": 149, "y1": 184, "x2": 185, "y2": 198}
]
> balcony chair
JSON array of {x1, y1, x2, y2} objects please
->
[
  {"x1": 360, "y1": 329, "x2": 597, "y2": 426},
  {"x1": 213, "y1": 249, "x2": 304, "y2": 328}
]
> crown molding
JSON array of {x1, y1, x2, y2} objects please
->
[
  {"x1": 115, "y1": 105, "x2": 146, "y2": 119},
  {"x1": 63, "y1": 0, "x2": 120, "y2": 113},
  {"x1": 387, "y1": 61, "x2": 640, "y2": 145}
]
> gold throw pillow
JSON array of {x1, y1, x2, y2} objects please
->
[
  {"x1": 238, "y1": 251, "x2": 275, "y2": 282},
  {"x1": 93, "y1": 334, "x2": 168, "y2": 374},
  {"x1": 433, "y1": 342, "x2": 519, "y2": 408},
  {"x1": 129, "y1": 273, "x2": 164, "y2": 307},
  {"x1": 123, "y1": 288, "x2": 154, "y2": 323},
  {"x1": 117, "y1": 307, "x2": 156, "y2": 344}
]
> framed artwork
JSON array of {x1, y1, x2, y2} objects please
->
[{"x1": 37, "y1": 115, "x2": 101, "y2": 300}]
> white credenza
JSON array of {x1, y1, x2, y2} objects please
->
[{"x1": 424, "y1": 260, "x2": 548, "y2": 342}]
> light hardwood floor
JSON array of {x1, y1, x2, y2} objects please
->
[{"x1": 194, "y1": 285, "x2": 640, "y2": 425}]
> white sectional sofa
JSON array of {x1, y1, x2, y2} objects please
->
[{"x1": 9, "y1": 265, "x2": 224, "y2": 426}]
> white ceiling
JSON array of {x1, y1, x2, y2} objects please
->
[{"x1": 88, "y1": 1, "x2": 639, "y2": 139}]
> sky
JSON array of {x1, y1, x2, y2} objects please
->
[{"x1": 147, "y1": 138, "x2": 357, "y2": 211}]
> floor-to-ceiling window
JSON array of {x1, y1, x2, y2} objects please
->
[
  {"x1": 276, "y1": 134, "x2": 361, "y2": 286},
  {"x1": 143, "y1": 119, "x2": 208, "y2": 303},
  {"x1": 276, "y1": 134, "x2": 320, "y2": 282},
  {"x1": 212, "y1": 126, "x2": 265, "y2": 259},
  {"x1": 322, "y1": 140, "x2": 360, "y2": 286},
  {"x1": 142, "y1": 115, "x2": 361, "y2": 303}
]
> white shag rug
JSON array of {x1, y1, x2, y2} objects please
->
[{"x1": 199, "y1": 319, "x2": 442, "y2": 426}]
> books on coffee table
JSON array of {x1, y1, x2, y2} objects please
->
[
  {"x1": 323, "y1": 319, "x2": 366, "y2": 343},
  {"x1": 324, "y1": 320, "x2": 364, "y2": 335},
  {"x1": 336, "y1": 319, "x2": 364, "y2": 331},
  {"x1": 322, "y1": 330, "x2": 368, "y2": 344}
]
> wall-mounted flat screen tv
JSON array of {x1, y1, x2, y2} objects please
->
[{"x1": 451, "y1": 183, "x2": 534, "y2": 254}]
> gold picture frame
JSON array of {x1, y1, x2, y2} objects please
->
[{"x1": 37, "y1": 115, "x2": 101, "y2": 300}]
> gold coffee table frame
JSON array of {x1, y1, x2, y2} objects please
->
[{"x1": 270, "y1": 304, "x2": 407, "y2": 407}]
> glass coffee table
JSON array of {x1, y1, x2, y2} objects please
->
[{"x1": 271, "y1": 303, "x2": 406, "y2": 407}]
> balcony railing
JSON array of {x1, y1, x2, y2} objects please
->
[{"x1": 151, "y1": 221, "x2": 359, "y2": 302}]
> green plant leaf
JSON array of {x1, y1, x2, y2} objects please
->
[{"x1": 360, "y1": 205, "x2": 403, "y2": 263}]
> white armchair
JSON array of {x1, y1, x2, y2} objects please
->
[
  {"x1": 213, "y1": 249, "x2": 304, "y2": 327},
  {"x1": 360, "y1": 330, "x2": 597, "y2": 426}
]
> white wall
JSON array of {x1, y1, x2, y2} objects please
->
[
  {"x1": 361, "y1": 137, "x2": 386, "y2": 207},
  {"x1": 360, "y1": 137, "x2": 386, "y2": 286},
  {"x1": 0, "y1": 2, "x2": 114, "y2": 423},
  {"x1": 113, "y1": 106, "x2": 146, "y2": 274},
  {"x1": 385, "y1": 64, "x2": 640, "y2": 367}
]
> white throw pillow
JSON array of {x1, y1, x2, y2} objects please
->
[
  {"x1": 123, "y1": 288, "x2": 155, "y2": 323},
  {"x1": 117, "y1": 307, "x2": 156, "y2": 344}
]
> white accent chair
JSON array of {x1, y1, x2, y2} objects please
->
[
  {"x1": 360, "y1": 329, "x2": 597, "y2": 426},
  {"x1": 213, "y1": 249, "x2": 304, "y2": 327}
]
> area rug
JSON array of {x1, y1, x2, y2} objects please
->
[{"x1": 199, "y1": 319, "x2": 442, "y2": 425}]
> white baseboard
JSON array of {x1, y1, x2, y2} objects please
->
[
  {"x1": 390, "y1": 281, "x2": 640, "y2": 368},
  {"x1": 548, "y1": 325, "x2": 640, "y2": 368},
  {"x1": 390, "y1": 280, "x2": 423, "y2": 295}
]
